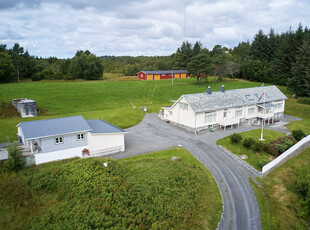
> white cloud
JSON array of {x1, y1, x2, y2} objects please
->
[{"x1": 0, "y1": 0, "x2": 309, "y2": 57}]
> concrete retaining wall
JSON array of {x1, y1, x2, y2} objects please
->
[{"x1": 262, "y1": 135, "x2": 310, "y2": 176}]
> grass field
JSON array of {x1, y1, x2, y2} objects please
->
[
  {"x1": 251, "y1": 147, "x2": 310, "y2": 230},
  {"x1": 216, "y1": 129, "x2": 285, "y2": 170},
  {"x1": 0, "y1": 77, "x2": 261, "y2": 143},
  {"x1": 0, "y1": 147, "x2": 222, "y2": 229}
]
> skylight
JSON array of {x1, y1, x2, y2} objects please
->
[{"x1": 245, "y1": 95, "x2": 254, "y2": 100}]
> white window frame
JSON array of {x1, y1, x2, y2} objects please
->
[
  {"x1": 248, "y1": 107, "x2": 255, "y2": 115},
  {"x1": 179, "y1": 102, "x2": 188, "y2": 111},
  {"x1": 55, "y1": 136, "x2": 64, "y2": 145},
  {"x1": 205, "y1": 111, "x2": 216, "y2": 123},
  {"x1": 235, "y1": 108, "x2": 243, "y2": 117},
  {"x1": 77, "y1": 133, "x2": 85, "y2": 141}
]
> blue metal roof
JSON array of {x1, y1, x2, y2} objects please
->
[
  {"x1": 18, "y1": 115, "x2": 92, "y2": 140},
  {"x1": 86, "y1": 119, "x2": 125, "y2": 134},
  {"x1": 140, "y1": 70, "x2": 188, "y2": 75}
]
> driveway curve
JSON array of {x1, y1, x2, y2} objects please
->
[{"x1": 113, "y1": 113, "x2": 262, "y2": 230}]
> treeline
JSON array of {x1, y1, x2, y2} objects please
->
[
  {"x1": 0, "y1": 24, "x2": 309, "y2": 96},
  {"x1": 0, "y1": 45, "x2": 103, "y2": 82},
  {"x1": 102, "y1": 55, "x2": 175, "y2": 76},
  {"x1": 171, "y1": 24, "x2": 310, "y2": 96},
  {"x1": 234, "y1": 24, "x2": 310, "y2": 97}
]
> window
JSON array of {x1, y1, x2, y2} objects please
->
[
  {"x1": 55, "y1": 136, "x2": 64, "y2": 145},
  {"x1": 235, "y1": 108, "x2": 243, "y2": 117},
  {"x1": 179, "y1": 102, "x2": 188, "y2": 111},
  {"x1": 245, "y1": 95, "x2": 254, "y2": 100},
  {"x1": 205, "y1": 111, "x2": 216, "y2": 123},
  {"x1": 169, "y1": 111, "x2": 172, "y2": 116},
  {"x1": 274, "y1": 102, "x2": 282, "y2": 110},
  {"x1": 248, "y1": 107, "x2": 255, "y2": 115},
  {"x1": 223, "y1": 109, "x2": 227, "y2": 118},
  {"x1": 77, "y1": 133, "x2": 85, "y2": 141},
  {"x1": 255, "y1": 94, "x2": 260, "y2": 99}
]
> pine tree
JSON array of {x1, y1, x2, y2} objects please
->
[{"x1": 288, "y1": 39, "x2": 310, "y2": 97}]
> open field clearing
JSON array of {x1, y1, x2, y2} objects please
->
[
  {"x1": 0, "y1": 77, "x2": 260, "y2": 143},
  {"x1": 0, "y1": 77, "x2": 309, "y2": 143},
  {"x1": 0, "y1": 147, "x2": 222, "y2": 229}
]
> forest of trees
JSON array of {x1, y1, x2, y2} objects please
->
[{"x1": 0, "y1": 24, "x2": 309, "y2": 96}]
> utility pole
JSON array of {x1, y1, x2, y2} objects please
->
[{"x1": 17, "y1": 65, "x2": 20, "y2": 83}]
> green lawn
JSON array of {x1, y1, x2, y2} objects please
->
[
  {"x1": 0, "y1": 147, "x2": 222, "y2": 229},
  {"x1": 251, "y1": 147, "x2": 310, "y2": 230},
  {"x1": 285, "y1": 98, "x2": 310, "y2": 134},
  {"x1": 0, "y1": 77, "x2": 261, "y2": 143},
  {"x1": 216, "y1": 129, "x2": 285, "y2": 170}
]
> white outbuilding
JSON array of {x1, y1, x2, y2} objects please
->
[{"x1": 17, "y1": 116, "x2": 126, "y2": 164}]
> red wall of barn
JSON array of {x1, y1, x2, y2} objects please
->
[
  {"x1": 160, "y1": 74, "x2": 173, "y2": 79},
  {"x1": 138, "y1": 72, "x2": 146, "y2": 80}
]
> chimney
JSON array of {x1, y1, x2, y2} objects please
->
[
  {"x1": 206, "y1": 86, "x2": 212, "y2": 94},
  {"x1": 220, "y1": 85, "x2": 225, "y2": 92},
  {"x1": 261, "y1": 82, "x2": 264, "y2": 87}
]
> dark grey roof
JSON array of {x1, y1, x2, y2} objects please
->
[
  {"x1": 182, "y1": 85, "x2": 287, "y2": 113},
  {"x1": 86, "y1": 119, "x2": 125, "y2": 134},
  {"x1": 18, "y1": 115, "x2": 92, "y2": 140},
  {"x1": 140, "y1": 70, "x2": 188, "y2": 74}
]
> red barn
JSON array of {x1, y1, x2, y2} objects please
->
[{"x1": 138, "y1": 70, "x2": 188, "y2": 80}]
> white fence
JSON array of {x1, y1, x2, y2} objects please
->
[
  {"x1": 89, "y1": 145, "x2": 125, "y2": 157},
  {"x1": 262, "y1": 135, "x2": 310, "y2": 176}
]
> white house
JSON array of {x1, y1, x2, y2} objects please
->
[
  {"x1": 162, "y1": 85, "x2": 287, "y2": 132},
  {"x1": 17, "y1": 115, "x2": 126, "y2": 164}
]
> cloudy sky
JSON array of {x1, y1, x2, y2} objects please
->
[{"x1": 0, "y1": 0, "x2": 309, "y2": 58}]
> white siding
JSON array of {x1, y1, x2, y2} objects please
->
[
  {"x1": 163, "y1": 97, "x2": 196, "y2": 128},
  {"x1": 88, "y1": 133, "x2": 125, "y2": 153}
]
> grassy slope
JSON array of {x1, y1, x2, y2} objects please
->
[
  {"x1": 216, "y1": 129, "x2": 285, "y2": 170},
  {"x1": 0, "y1": 78, "x2": 261, "y2": 143},
  {"x1": 252, "y1": 147, "x2": 310, "y2": 230},
  {"x1": 0, "y1": 148, "x2": 222, "y2": 230}
]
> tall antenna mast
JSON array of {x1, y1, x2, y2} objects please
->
[{"x1": 183, "y1": 6, "x2": 186, "y2": 40}]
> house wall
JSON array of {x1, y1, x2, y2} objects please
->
[
  {"x1": 87, "y1": 133, "x2": 125, "y2": 153},
  {"x1": 17, "y1": 126, "x2": 25, "y2": 144},
  {"x1": 163, "y1": 97, "x2": 195, "y2": 128},
  {"x1": 41, "y1": 133, "x2": 88, "y2": 153}
]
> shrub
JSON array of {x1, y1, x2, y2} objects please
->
[
  {"x1": 274, "y1": 144, "x2": 286, "y2": 154},
  {"x1": 243, "y1": 138, "x2": 256, "y2": 148},
  {"x1": 297, "y1": 97, "x2": 310, "y2": 105},
  {"x1": 7, "y1": 144, "x2": 24, "y2": 172},
  {"x1": 253, "y1": 141, "x2": 264, "y2": 152},
  {"x1": 264, "y1": 143, "x2": 278, "y2": 157},
  {"x1": 229, "y1": 133, "x2": 242, "y2": 144},
  {"x1": 292, "y1": 129, "x2": 305, "y2": 141},
  {"x1": 258, "y1": 160, "x2": 268, "y2": 168}
]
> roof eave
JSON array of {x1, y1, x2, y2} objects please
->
[{"x1": 24, "y1": 129, "x2": 92, "y2": 141}]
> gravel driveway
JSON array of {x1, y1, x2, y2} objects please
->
[{"x1": 111, "y1": 113, "x2": 270, "y2": 230}]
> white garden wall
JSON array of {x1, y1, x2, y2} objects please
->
[
  {"x1": 34, "y1": 146, "x2": 87, "y2": 165},
  {"x1": 262, "y1": 135, "x2": 310, "y2": 176}
]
